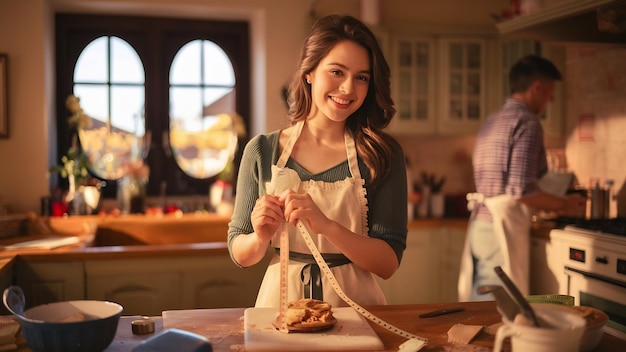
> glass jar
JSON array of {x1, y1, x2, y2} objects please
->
[{"x1": 117, "y1": 175, "x2": 147, "y2": 214}]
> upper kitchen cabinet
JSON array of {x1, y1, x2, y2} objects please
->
[
  {"x1": 388, "y1": 35, "x2": 499, "y2": 136},
  {"x1": 496, "y1": 0, "x2": 626, "y2": 44},
  {"x1": 437, "y1": 37, "x2": 489, "y2": 135},
  {"x1": 388, "y1": 36, "x2": 437, "y2": 134}
]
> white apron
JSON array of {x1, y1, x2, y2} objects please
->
[
  {"x1": 458, "y1": 194, "x2": 532, "y2": 301},
  {"x1": 255, "y1": 121, "x2": 387, "y2": 308}
]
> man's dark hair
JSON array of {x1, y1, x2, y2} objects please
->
[{"x1": 509, "y1": 54, "x2": 561, "y2": 94}]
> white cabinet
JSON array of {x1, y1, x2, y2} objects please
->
[
  {"x1": 86, "y1": 252, "x2": 271, "y2": 316},
  {"x1": 15, "y1": 249, "x2": 271, "y2": 316},
  {"x1": 437, "y1": 37, "x2": 489, "y2": 135},
  {"x1": 388, "y1": 35, "x2": 498, "y2": 135},
  {"x1": 179, "y1": 253, "x2": 269, "y2": 310},
  {"x1": 388, "y1": 36, "x2": 436, "y2": 134},
  {"x1": 86, "y1": 258, "x2": 181, "y2": 316},
  {"x1": 530, "y1": 236, "x2": 568, "y2": 295},
  {"x1": 15, "y1": 260, "x2": 85, "y2": 307},
  {"x1": 376, "y1": 224, "x2": 467, "y2": 304},
  {"x1": 438, "y1": 226, "x2": 467, "y2": 300}
]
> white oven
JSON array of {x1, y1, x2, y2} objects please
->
[{"x1": 550, "y1": 225, "x2": 626, "y2": 340}]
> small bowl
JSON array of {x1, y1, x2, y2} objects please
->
[
  {"x1": 19, "y1": 300, "x2": 123, "y2": 352},
  {"x1": 568, "y1": 306, "x2": 609, "y2": 352}
]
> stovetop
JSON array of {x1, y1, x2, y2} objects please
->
[{"x1": 554, "y1": 217, "x2": 626, "y2": 237}]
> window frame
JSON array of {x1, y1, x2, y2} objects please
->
[{"x1": 55, "y1": 13, "x2": 250, "y2": 199}]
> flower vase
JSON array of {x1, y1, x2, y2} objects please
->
[
  {"x1": 66, "y1": 173, "x2": 87, "y2": 215},
  {"x1": 118, "y1": 175, "x2": 147, "y2": 214}
]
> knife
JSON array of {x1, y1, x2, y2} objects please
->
[{"x1": 418, "y1": 306, "x2": 465, "y2": 318}]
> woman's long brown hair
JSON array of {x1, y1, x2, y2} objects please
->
[{"x1": 286, "y1": 14, "x2": 399, "y2": 185}]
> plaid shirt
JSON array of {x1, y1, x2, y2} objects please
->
[{"x1": 472, "y1": 98, "x2": 548, "y2": 221}]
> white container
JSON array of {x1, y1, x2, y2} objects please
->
[
  {"x1": 430, "y1": 193, "x2": 445, "y2": 218},
  {"x1": 494, "y1": 303, "x2": 585, "y2": 352}
]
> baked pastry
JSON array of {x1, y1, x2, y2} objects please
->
[
  {"x1": 285, "y1": 299, "x2": 334, "y2": 326},
  {"x1": 276, "y1": 298, "x2": 337, "y2": 332}
]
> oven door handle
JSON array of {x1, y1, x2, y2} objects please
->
[{"x1": 565, "y1": 266, "x2": 626, "y2": 289}]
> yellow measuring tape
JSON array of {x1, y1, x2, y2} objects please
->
[{"x1": 278, "y1": 220, "x2": 428, "y2": 349}]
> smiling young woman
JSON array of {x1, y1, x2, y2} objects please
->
[{"x1": 228, "y1": 14, "x2": 408, "y2": 309}]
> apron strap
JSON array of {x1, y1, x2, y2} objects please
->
[
  {"x1": 301, "y1": 264, "x2": 322, "y2": 300},
  {"x1": 344, "y1": 131, "x2": 361, "y2": 180},
  {"x1": 276, "y1": 121, "x2": 304, "y2": 168}
]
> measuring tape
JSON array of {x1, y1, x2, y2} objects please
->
[
  {"x1": 277, "y1": 223, "x2": 290, "y2": 333},
  {"x1": 278, "y1": 220, "x2": 428, "y2": 347}
]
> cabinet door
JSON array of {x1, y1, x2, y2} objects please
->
[
  {"x1": 0, "y1": 261, "x2": 13, "y2": 314},
  {"x1": 437, "y1": 37, "x2": 488, "y2": 135},
  {"x1": 15, "y1": 260, "x2": 85, "y2": 307},
  {"x1": 376, "y1": 228, "x2": 440, "y2": 304},
  {"x1": 438, "y1": 226, "x2": 466, "y2": 302},
  {"x1": 180, "y1": 250, "x2": 270, "y2": 309},
  {"x1": 86, "y1": 259, "x2": 180, "y2": 316},
  {"x1": 388, "y1": 36, "x2": 436, "y2": 135},
  {"x1": 530, "y1": 237, "x2": 567, "y2": 295}
]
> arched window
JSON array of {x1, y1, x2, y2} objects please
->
[
  {"x1": 169, "y1": 40, "x2": 238, "y2": 179},
  {"x1": 73, "y1": 36, "x2": 147, "y2": 180},
  {"x1": 56, "y1": 14, "x2": 250, "y2": 199}
]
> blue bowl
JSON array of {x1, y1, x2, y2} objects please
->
[{"x1": 18, "y1": 300, "x2": 123, "y2": 352}]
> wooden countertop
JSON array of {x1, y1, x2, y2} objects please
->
[
  {"x1": 0, "y1": 214, "x2": 468, "y2": 272},
  {"x1": 92, "y1": 301, "x2": 622, "y2": 352},
  {"x1": 0, "y1": 214, "x2": 468, "y2": 260}
]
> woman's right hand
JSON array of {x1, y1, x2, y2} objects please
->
[{"x1": 251, "y1": 194, "x2": 285, "y2": 242}]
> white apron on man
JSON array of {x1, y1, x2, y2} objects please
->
[
  {"x1": 458, "y1": 194, "x2": 532, "y2": 301},
  {"x1": 255, "y1": 120, "x2": 386, "y2": 308}
]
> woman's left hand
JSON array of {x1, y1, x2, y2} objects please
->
[{"x1": 279, "y1": 190, "x2": 330, "y2": 234}]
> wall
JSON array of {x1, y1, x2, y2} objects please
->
[
  {"x1": 0, "y1": 0, "x2": 52, "y2": 214},
  {"x1": 564, "y1": 45, "x2": 626, "y2": 216},
  {"x1": 0, "y1": 0, "x2": 317, "y2": 212},
  {"x1": 0, "y1": 0, "x2": 509, "y2": 213},
  {"x1": 4, "y1": 1, "x2": 625, "y2": 216}
]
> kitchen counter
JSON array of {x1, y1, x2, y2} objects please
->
[
  {"x1": 0, "y1": 214, "x2": 469, "y2": 314},
  {"x1": 0, "y1": 214, "x2": 468, "y2": 264},
  {"x1": 0, "y1": 215, "x2": 469, "y2": 288},
  {"x1": 85, "y1": 301, "x2": 625, "y2": 351}
]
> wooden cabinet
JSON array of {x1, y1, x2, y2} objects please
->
[
  {"x1": 15, "y1": 259, "x2": 85, "y2": 308},
  {"x1": 376, "y1": 224, "x2": 467, "y2": 304}
]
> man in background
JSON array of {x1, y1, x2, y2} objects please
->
[{"x1": 459, "y1": 55, "x2": 586, "y2": 301}]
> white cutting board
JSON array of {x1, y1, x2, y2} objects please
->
[{"x1": 244, "y1": 307, "x2": 384, "y2": 351}]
